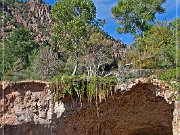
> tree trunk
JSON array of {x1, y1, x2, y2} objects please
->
[
  {"x1": 89, "y1": 66, "x2": 92, "y2": 76},
  {"x1": 72, "y1": 61, "x2": 78, "y2": 76},
  {"x1": 72, "y1": 51, "x2": 79, "y2": 76},
  {"x1": 87, "y1": 67, "x2": 90, "y2": 76}
]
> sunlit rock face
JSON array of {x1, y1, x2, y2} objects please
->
[
  {"x1": 28, "y1": 0, "x2": 43, "y2": 4},
  {"x1": 0, "y1": 79, "x2": 179, "y2": 135},
  {"x1": 0, "y1": 0, "x2": 52, "y2": 44}
]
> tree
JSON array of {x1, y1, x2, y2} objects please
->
[
  {"x1": 163, "y1": 18, "x2": 180, "y2": 68},
  {"x1": 3, "y1": 26, "x2": 36, "y2": 74},
  {"x1": 135, "y1": 19, "x2": 180, "y2": 69},
  {"x1": 84, "y1": 31, "x2": 114, "y2": 76},
  {"x1": 32, "y1": 46, "x2": 64, "y2": 79},
  {"x1": 0, "y1": 48, "x2": 3, "y2": 80},
  {"x1": 1, "y1": 0, "x2": 15, "y2": 4},
  {"x1": 51, "y1": 0, "x2": 96, "y2": 76},
  {"x1": 169, "y1": 18, "x2": 180, "y2": 49},
  {"x1": 111, "y1": 0, "x2": 166, "y2": 37}
]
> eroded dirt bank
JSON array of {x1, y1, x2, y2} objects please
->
[{"x1": 0, "y1": 79, "x2": 179, "y2": 135}]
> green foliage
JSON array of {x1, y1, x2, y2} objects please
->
[
  {"x1": 51, "y1": 0, "x2": 96, "y2": 48},
  {"x1": 3, "y1": 26, "x2": 37, "y2": 77},
  {"x1": 1, "y1": 0, "x2": 16, "y2": 4},
  {"x1": 148, "y1": 67, "x2": 180, "y2": 101},
  {"x1": 50, "y1": 75, "x2": 118, "y2": 102},
  {"x1": 32, "y1": 46, "x2": 64, "y2": 80},
  {"x1": 111, "y1": 0, "x2": 166, "y2": 37},
  {"x1": 132, "y1": 19, "x2": 180, "y2": 69},
  {"x1": 51, "y1": 0, "x2": 96, "y2": 25},
  {"x1": 0, "y1": 48, "x2": 3, "y2": 80},
  {"x1": 169, "y1": 18, "x2": 180, "y2": 67},
  {"x1": 84, "y1": 29, "x2": 114, "y2": 76},
  {"x1": 137, "y1": 25, "x2": 171, "y2": 68},
  {"x1": 171, "y1": 83, "x2": 180, "y2": 101},
  {"x1": 4, "y1": 66, "x2": 41, "y2": 81},
  {"x1": 0, "y1": 27, "x2": 37, "y2": 80},
  {"x1": 51, "y1": 0, "x2": 102, "y2": 76},
  {"x1": 158, "y1": 68, "x2": 180, "y2": 81}
]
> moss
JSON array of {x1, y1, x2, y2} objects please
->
[{"x1": 50, "y1": 75, "x2": 118, "y2": 102}]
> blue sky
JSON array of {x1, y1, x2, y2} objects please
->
[{"x1": 45, "y1": 0, "x2": 180, "y2": 44}]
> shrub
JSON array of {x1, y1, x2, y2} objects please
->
[{"x1": 158, "y1": 68, "x2": 180, "y2": 81}]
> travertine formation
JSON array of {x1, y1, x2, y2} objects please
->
[{"x1": 0, "y1": 79, "x2": 179, "y2": 135}]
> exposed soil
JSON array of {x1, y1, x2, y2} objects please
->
[{"x1": 0, "y1": 79, "x2": 179, "y2": 135}]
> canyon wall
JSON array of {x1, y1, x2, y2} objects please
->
[
  {"x1": 0, "y1": 79, "x2": 179, "y2": 135},
  {"x1": 0, "y1": 0, "x2": 52, "y2": 44}
]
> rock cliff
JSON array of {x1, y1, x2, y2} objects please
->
[
  {"x1": 0, "y1": 79, "x2": 179, "y2": 135},
  {"x1": 0, "y1": 0, "x2": 52, "y2": 44}
]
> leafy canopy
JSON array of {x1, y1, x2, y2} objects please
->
[
  {"x1": 111, "y1": 0, "x2": 166, "y2": 37},
  {"x1": 3, "y1": 26, "x2": 36, "y2": 72},
  {"x1": 51, "y1": 0, "x2": 96, "y2": 51},
  {"x1": 136, "y1": 19, "x2": 180, "y2": 69},
  {"x1": 51, "y1": 0, "x2": 97, "y2": 76}
]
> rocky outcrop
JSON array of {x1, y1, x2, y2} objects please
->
[
  {"x1": 173, "y1": 101, "x2": 180, "y2": 135},
  {"x1": 0, "y1": 0, "x2": 52, "y2": 44},
  {"x1": 0, "y1": 79, "x2": 179, "y2": 135}
]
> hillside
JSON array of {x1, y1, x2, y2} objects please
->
[
  {"x1": 0, "y1": 0, "x2": 52, "y2": 44},
  {"x1": 0, "y1": 0, "x2": 129, "y2": 81},
  {"x1": 0, "y1": 0, "x2": 125, "y2": 46}
]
